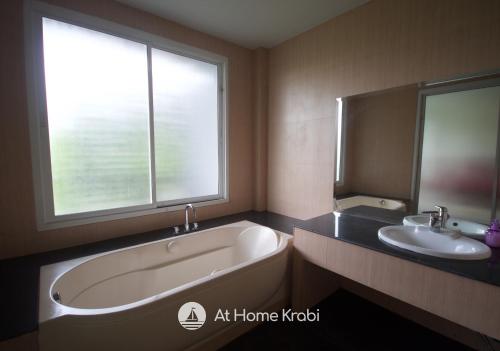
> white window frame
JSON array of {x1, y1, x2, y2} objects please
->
[
  {"x1": 335, "y1": 97, "x2": 346, "y2": 186},
  {"x1": 24, "y1": 0, "x2": 229, "y2": 230}
]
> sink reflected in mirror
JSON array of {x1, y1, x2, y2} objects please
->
[{"x1": 378, "y1": 225, "x2": 491, "y2": 260}]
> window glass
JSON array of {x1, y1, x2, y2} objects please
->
[
  {"x1": 43, "y1": 18, "x2": 151, "y2": 215},
  {"x1": 152, "y1": 48, "x2": 220, "y2": 202}
]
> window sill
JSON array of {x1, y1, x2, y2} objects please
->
[{"x1": 37, "y1": 197, "x2": 229, "y2": 231}]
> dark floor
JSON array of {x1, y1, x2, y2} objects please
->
[{"x1": 221, "y1": 290, "x2": 472, "y2": 351}]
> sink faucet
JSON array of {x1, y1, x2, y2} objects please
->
[
  {"x1": 424, "y1": 205, "x2": 449, "y2": 232},
  {"x1": 184, "y1": 204, "x2": 198, "y2": 232}
]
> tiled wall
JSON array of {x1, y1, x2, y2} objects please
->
[
  {"x1": 0, "y1": 0, "x2": 255, "y2": 259},
  {"x1": 267, "y1": 0, "x2": 500, "y2": 220},
  {"x1": 252, "y1": 48, "x2": 269, "y2": 211},
  {"x1": 2, "y1": 0, "x2": 500, "y2": 257}
]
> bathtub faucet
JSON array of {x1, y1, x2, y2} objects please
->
[{"x1": 184, "y1": 204, "x2": 199, "y2": 232}]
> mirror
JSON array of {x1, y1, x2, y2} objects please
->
[
  {"x1": 334, "y1": 73, "x2": 500, "y2": 224},
  {"x1": 334, "y1": 84, "x2": 419, "y2": 213}
]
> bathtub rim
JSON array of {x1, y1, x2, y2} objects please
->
[
  {"x1": 39, "y1": 221, "x2": 291, "y2": 323},
  {"x1": 334, "y1": 195, "x2": 407, "y2": 211}
]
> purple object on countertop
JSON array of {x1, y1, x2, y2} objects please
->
[{"x1": 485, "y1": 219, "x2": 500, "y2": 248}]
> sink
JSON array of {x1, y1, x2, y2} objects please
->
[
  {"x1": 403, "y1": 215, "x2": 487, "y2": 239},
  {"x1": 378, "y1": 225, "x2": 491, "y2": 260}
]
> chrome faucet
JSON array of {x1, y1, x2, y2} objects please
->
[
  {"x1": 184, "y1": 204, "x2": 198, "y2": 232},
  {"x1": 424, "y1": 205, "x2": 449, "y2": 232}
]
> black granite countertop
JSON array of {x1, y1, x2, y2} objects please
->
[
  {"x1": 0, "y1": 211, "x2": 303, "y2": 341},
  {"x1": 297, "y1": 210, "x2": 500, "y2": 289}
]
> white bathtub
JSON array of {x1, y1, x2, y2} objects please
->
[
  {"x1": 39, "y1": 221, "x2": 291, "y2": 351},
  {"x1": 335, "y1": 195, "x2": 406, "y2": 212}
]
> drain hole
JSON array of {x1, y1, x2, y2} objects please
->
[{"x1": 52, "y1": 291, "x2": 61, "y2": 302}]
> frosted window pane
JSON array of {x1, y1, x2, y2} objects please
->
[
  {"x1": 43, "y1": 18, "x2": 151, "y2": 215},
  {"x1": 152, "y1": 49, "x2": 219, "y2": 201},
  {"x1": 418, "y1": 86, "x2": 500, "y2": 223}
]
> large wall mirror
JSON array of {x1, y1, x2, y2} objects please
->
[{"x1": 334, "y1": 72, "x2": 500, "y2": 225}]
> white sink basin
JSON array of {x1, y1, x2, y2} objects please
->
[
  {"x1": 378, "y1": 225, "x2": 491, "y2": 260},
  {"x1": 403, "y1": 215, "x2": 487, "y2": 239}
]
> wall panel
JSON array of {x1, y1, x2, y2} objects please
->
[
  {"x1": 268, "y1": 0, "x2": 500, "y2": 219},
  {"x1": 0, "y1": 0, "x2": 254, "y2": 259}
]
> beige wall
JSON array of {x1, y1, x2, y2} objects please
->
[
  {"x1": 0, "y1": 0, "x2": 256, "y2": 259},
  {"x1": 252, "y1": 48, "x2": 269, "y2": 211},
  {"x1": 267, "y1": 0, "x2": 500, "y2": 220},
  {"x1": 2, "y1": 0, "x2": 500, "y2": 258},
  {"x1": 336, "y1": 85, "x2": 418, "y2": 200}
]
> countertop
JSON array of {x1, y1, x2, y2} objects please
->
[
  {"x1": 1, "y1": 208, "x2": 499, "y2": 342},
  {"x1": 297, "y1": 208, "x2": 500, "y2": 289}
]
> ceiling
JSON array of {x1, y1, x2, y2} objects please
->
[{"x1": 116, "y1": 0, "x2": 369, "y2": 49}]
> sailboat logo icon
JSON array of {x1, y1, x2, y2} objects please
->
[{"x1": 178, "y1": 302, "x2": 206, "y2": 330}]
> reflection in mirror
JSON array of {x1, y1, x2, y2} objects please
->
[
  {"x1": 417, "y1": 80, "x2": 500, "y2": 224},
  {"x1": 334, "y1": 84, "x2": 418, "y2": 213},
  {"x1": 335, "y1": 97, "x2": 345, "y2": 185},
  {"x1": 334, "y1": 73, "x2": 500, "y2": 227}
]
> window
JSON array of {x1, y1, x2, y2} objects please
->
[
  {"x1": 25, "y1": 2, "x2": 227, "y2": 229},
  {"x1": 151, "y1": 49, "x2": 220, "y2": 203},
  {"x1": 335, "y1": 97, "x2": 346, "y2": 185}
]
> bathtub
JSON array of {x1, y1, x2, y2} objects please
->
[
  {"x1": 39, "y1": 221, "x2": 291, "y2": 351},
  {"x1": 335, "y1": 195, "x2": 406, "y2": 212}
]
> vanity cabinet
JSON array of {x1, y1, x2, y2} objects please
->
[{"x1": 292, "y1": 228, "x2": 500, "y2": 341}]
